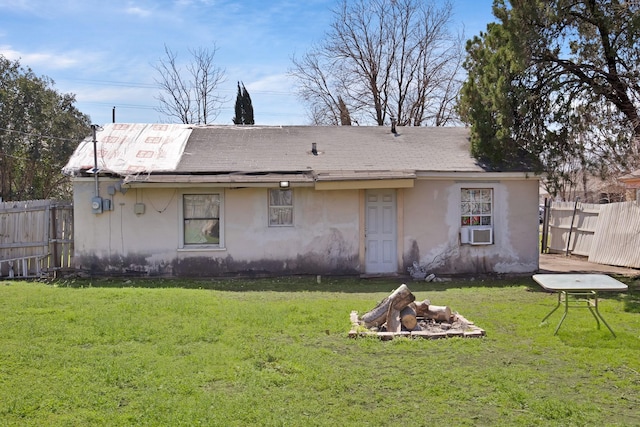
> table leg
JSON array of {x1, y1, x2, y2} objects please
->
[
  {"x1": 586, "y1": 299, "x2": 600, "y2": 329},
  {"x1": 553, "y1": 291, "x2": 569, "y2": 335},
  {"x1": 540, "y1": 291, "x2": 562, "y2": 325},
  {"x1": 541, "y1": 291, "x2": 618, "y2": 337},
  {"x1": 592, "y1": 293, "x2": 617, "y2": 338}
]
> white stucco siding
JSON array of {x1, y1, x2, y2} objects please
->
[
  {"x1": 402, "y1": 178, "x2": 539, "y2": 274},
  {"x1": 73, "y1": 180, "x2": 361, "y2": 275},
  {"x1": 72, "y1": 175, "x2": 538, "y2": 276},
  {"x1": 73, "y1": 180, "x2": 179, "y2": 270},
  {"x1": 493, "y1": 179, "x2": 540, "y2": 273},
  {"x1": 403, "y1": 181, "x2": 449, "y2": 251},
  {"x1": 222, "y1": 187, "x2": 359, "y2": 262}
]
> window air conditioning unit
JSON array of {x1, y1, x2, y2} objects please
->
[{"x1": 469, "y1": 226, "x2": 493, "y2": 245}]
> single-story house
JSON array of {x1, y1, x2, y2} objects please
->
[
  {"x1": 62, "y1": 123, "x2": 541, "y2": 277},
  {"x1": 619, "y1": 170, "x2": 640, "y2": 201}
]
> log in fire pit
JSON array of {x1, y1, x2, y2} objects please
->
[{"x1": 349, "y1": 284, "x2": 485, "y2": 340}]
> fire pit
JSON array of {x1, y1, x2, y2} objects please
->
[{"x1": 349, "y1": 284, "x2": 485, "y2": 340}]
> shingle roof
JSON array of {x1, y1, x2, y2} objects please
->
[
  {"x1": 64, "y1": 124, "x2": 532, "y2": 182},
  {"x1": 177, "y1": 125, "x2": 481, "y2": 173}
]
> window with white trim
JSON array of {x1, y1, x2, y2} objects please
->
[
  {"x1": 269, "y1": 188, "x2": 293, "y2": 226},
  {"x1": 461, "y1": 188, "x2": 492, "y2": 226},
  {"x1": 460, "y1": 188, "x2": 493, "y2": 245},
  {"x1": 183, "y1": 194, "x2": 221, "y2": 245}
]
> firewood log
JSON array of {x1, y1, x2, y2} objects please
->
[
  {"x1": 360, "y1": 284, "x2": 415, "y2": 328},
  {"x1": 425, "y1": 305, "x2": 452, "y2": 322},
  {"x1": 386, "y1": 308, "x2": 401, "y2": 332},
  {"x1": 413, "y1": 299, "x2": 431, "y2": 317},
  {"x1": 400, "y1": 305, "x2": 417, "y2": 330}
]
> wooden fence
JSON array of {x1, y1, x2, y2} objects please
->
[
  {"x1": 542, "y1": 200, "x2": 640, "y2": 269},
  {"x1": 0, "y1": 200, "x2": 73, "y2": 278}
]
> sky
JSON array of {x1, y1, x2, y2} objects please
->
[{"x1": 0, "y1": 0, "x2": 497, "y2": 126}]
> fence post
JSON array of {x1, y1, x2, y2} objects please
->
[
  {"x1": 51, "y1": 204, "x2": 58, "y2": 271},
  {"x1": 565, "y1": 197, "x2": 580, "y2": 256},
  {"x1": 541, "y1": 198, "x2": 549, "y2": 253}
]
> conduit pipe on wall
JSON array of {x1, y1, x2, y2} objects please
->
[{"x1": 91, "y1": 124, "x2": 100, "y2": 197}]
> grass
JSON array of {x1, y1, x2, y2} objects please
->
[{"x1": 1, "y1": 275, "x2": 639, "y2": 426}]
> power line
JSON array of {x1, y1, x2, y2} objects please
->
[
  {"x1": 57, "y1": 78, "x2": 158, "y2": 89},
  {"x1": 0, "y1": 127, "x2": 83, "y2": 142},
  {"x1": 79, "y1": 102, "x2": 308, "y2": 118},
  {"x1": 81, "y1": 101, "x2": 158, "y2": 111},
  {"x1": 0, "y1": 151, "x2": 29, "y2": 161},
  {"x1": 57, "y1": 77, "x2": 297, "y2": 96}
]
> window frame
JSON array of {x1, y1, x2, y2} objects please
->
[
  {"x1": 460, "y1": 188, "x2": 493, "y2": 227},
  {"x1": 460, "y1": 187, "x2": 494, "y2": 245},
  {"x1": 180, "y1": 191, "x2": 224, "y2": 249},
  {"x1": 268, "y1": 188, "x2": 294, "y2": 227}
]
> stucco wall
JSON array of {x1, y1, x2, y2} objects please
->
[
  {"x1": 72, "y1": 179, "x2": 360, "y2": 276},
  {"x1": 73, "y1": 176, "x2": 539, "y2": 277},
  {"x1": 402, "y1": 178, "x2": 539, "y2": 274}
]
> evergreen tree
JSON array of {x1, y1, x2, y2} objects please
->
[
  {"x1": 232, "y1": 81, "x2": 255, "y2": 125},
  {"x1": 458, "y1": 0, "x2": 640, "y2": 182},
  {"x1": 241, "y1": 83, "x2": 254, "y2": 125},
  {"x1": 338, "y1": 96, "x2": 351, "y2": 126},
  {"x1": 457, "y1": 23, "x2": 529, "y2": 165},
  {"x1": 232, "y1": 82, "x2": 243, "y2": 124}
]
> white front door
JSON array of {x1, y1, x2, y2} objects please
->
[{"x1": 365, "y1": 189, "x2": 397, "y2": 274}]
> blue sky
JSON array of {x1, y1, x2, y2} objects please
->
[{"x1": 0, "y1": 0, "x2": 497, "y2": 126}]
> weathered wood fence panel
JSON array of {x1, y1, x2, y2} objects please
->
[
  {"x1": 0, "y1": 200, "x2": 73, "y2": 278},
  {"x1": 568, "y1": 202, "x2": 600, "y2": 257},
  {"x1": 544, "y1": 200, "x2": 640, "y2": 269},
  {"x1": 546, "y1": 201, "x2": 575, "y2": 254},
  {"x1": 546, "y1": 201, "x2": 600, "y2": 256},
  {"x1": 588, "y1": 202, "x2": 640, "y2": 268}
]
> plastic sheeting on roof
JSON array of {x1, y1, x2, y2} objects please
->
[{"x1": 62, "y1": 123, "x2": 192, "y2": 176}]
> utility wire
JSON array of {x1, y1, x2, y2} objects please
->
[
  {"x1": 0, "y1": 151, "x2": 32, "y2": 161},
  {"x1": 0, "y1": 127, "x2": 86, "y2": 142},
  {"x1": 58, "y1": 77, "x2": 297, "y2": 96}
]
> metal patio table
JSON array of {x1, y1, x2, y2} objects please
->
[{"x1": 532, "y1": 274, "x2": 628, "y2": 337}]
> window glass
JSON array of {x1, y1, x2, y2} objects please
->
[
  {"x1": 184, "y1": 194, "x2": 220, "y2": 244},
  {"x1": 269, "y1": 189, "x2": 293, "y2": 226},
  {"x1": 461, "y1": 188, "x2": 492, "y2": 226}
]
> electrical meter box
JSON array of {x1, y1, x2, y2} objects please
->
[
  {"x1": 134, "y1": 203, "x2": 146, "y2": 215},
  {"x1": 91, "y1": 196, "x2": 103, "y2": 214}
]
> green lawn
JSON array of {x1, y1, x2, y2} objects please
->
[{"x1": 1, "y1": 276, "x2": 639, "y2": 426}]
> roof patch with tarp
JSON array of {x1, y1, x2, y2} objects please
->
[{"x1": 62, "y1": 123, "x2": 192, "y2": 176}]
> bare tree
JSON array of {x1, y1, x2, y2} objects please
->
[
  {"x1": 153, "y1": 45, "x2": 226, "y2": 124},
  {"x1": 290, "y1": 0, "x2": 463, "y2": 126},
  {"x1": 291, "y1": 49, "x2": 345, "y2": 125}
]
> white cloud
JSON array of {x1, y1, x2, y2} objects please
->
[
  {"x1": 124, "y1": 5, "x2": 152, "y2": 18},
  {"x1": 247, "y1": 73, "x2": 295, "y2": 94},
  {"x1": 0, "y1": 44, "x2": 83, "y2": 69},
  {"x1": 173, "y1": 0, "x2": 215, "y2": 7}
]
